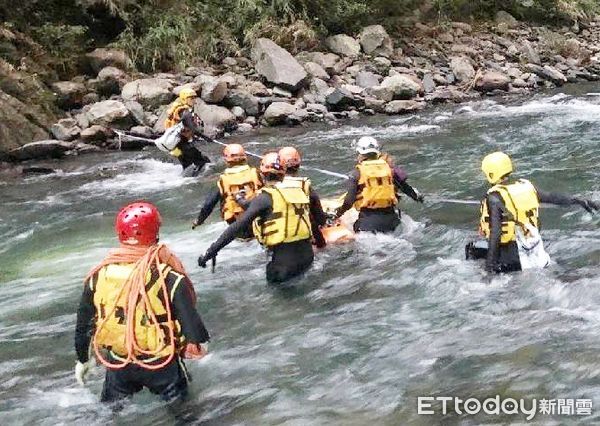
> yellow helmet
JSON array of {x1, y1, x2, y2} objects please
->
[
  {"x1": 179, "y1": 87, "x2": 197, "y2": 101},
  {"x1": 481, "y1": 151, "x2": 513, "y2": 184}
]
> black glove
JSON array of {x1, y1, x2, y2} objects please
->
[
  {"x1": 198, "y1": 251, "x2": 216, "y2": 268},
  {"x1": 576, "y1": 198, "x2": 599, "y2": 214},
  {"x1": 416, "y1": 194, "x2": 425, "y2": 203}
]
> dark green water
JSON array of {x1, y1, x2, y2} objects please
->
[{"x1": 1, "y1": 86, "x2": 599, "y2": 425}]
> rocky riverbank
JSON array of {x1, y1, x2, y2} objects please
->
[{"x1": 3, "y1": 11, "x2": 600, "y2": 164}]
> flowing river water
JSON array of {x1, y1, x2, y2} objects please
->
[{"x1": 1, "y1": 85, "x2": 599, "y2": 425}]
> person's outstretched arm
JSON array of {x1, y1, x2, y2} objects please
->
[
  {"x1": 537, "y1": 189, "x2": 599, "y2": 213},
  {"x1": 485, "y1": 193, "x2": 505, "y2": 273},
  {"x1": 169, "y1": 272, "x2": 210, "y2": 344},
  {"x1": 393, "y1": 166, "x2": 424, "y2": 203},
  {"x1": 194, "y1": 189, "x2": 221, "y2": 228},
  {"x1": 74, "y1": 278, "x2": 96, "y2": 363},
  {"x1": 198, "y1": 192, "x2": 272, "y2": 266},
  {"x1": 336, "y1": 170, "x2": 359, "y2": 217},
  {"x1": 309, "y1": 188, "x2": 327, "y2": 227}
]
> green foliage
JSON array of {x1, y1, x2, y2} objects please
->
[{"x1": 30, "y1": 24, "x2": 88, "y2": 75}]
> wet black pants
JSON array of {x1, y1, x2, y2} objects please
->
[
  {"x1": 354, "y1": 208, "x2": 400, "y2": 233},
  {"x1": 266, "y1": 239, "x2": 314, "y2": 283},
  {"x1": 101, "y1": 356, "x2": 189, "y2": 404},
  {"x1": 177, "y1": 140, "x2": 210, "y2": 170},
  {"x1": 465, "y1": 240, "x2": 522, "y2": 273}
]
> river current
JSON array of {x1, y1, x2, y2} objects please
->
[{"x1": 1, "y1": 85, "x2": 599, "y2": 425}]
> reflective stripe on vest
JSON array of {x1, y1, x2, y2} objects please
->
[
  {"x1": 353, "y1": 159, "x2": 397, "y2": 210},
  {"x1": 252, "y1": 182, "x2": 312, "y2": 247},
  {"x1": 93, "y1": 263, "x2": 185, "y2": 359},
  {"x1": 217, "y1": 165, "x2": 262, "y2": 222},
  {"x1": 479, "y1": 179, "x2": 540, "y2": 244}
]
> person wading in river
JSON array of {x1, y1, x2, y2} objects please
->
[
  {"x1": 164, "y1": 88, "x2": 211, "y2": 171},
  {"x1": 467, "y1": 151, "x2": 599, "y2": 273},
  {"x1": 334, "y1": 136, "x2": 424, "y2": 233},
  {"x1": 75, "y1": 202, "x2": 210, "y2": 405},
  {"x1": 192, "y1": 144, "x2": 262, "y2": 240},
  {"x1": 278, "y1": 146, "x2": 328, "y2": 248},
  {"x1": 197, "y1": 152, "x2": 315, "y2": 283}
]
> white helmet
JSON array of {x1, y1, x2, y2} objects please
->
[{"x1": 356, "y1": 136, "x2": 380, "y2": 155}]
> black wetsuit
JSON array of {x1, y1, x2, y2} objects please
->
[
  {"x1": 195, "y1": 188, "x2": 254, "y2": 240},
  {"x1": 337, "y1": 166, "x2": 422, "y2": 233},
  {"x1": 202, "y1": 189, "x2": 326, "y2": 283},
  {"x1": 176, "y1": 110, "x2": 210, "y2": 170},
  {"x1": 466, "y1": 185, "x2": 587, "y2": 273},
  {"x1": 75, "y1": 267, "x2": 210, "y2": 403}
]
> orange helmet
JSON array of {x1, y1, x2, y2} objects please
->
[
  {"x1": 278, "y1": 146, "x2": 301, "y2": 170},
  {"x1": 223, "y1": 143, "x2": 247, "y2": 163},
  {"x1": 260, "y1": 152, "x2": 285, "y2": 176}
]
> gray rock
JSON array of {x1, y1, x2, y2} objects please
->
[
  {"x1": 231, "y1": 106, "x2": 246, "y2": 119},
  {"x1": 124, "y1": 100, "x2": 146, "y2": 126},
  {"x1": 304, "y1": 62, "x2": 330, "y2": 80},
  {"x1": 201, "y1": 79, "x2": 228, "y2": 103},
  {"x1": 306, "y1": 103, "x2": 328, "y2": 114},
  {"x1": 236, "y1": 123, "x2": 254, "y2": 133},
  {"x1": 378, "y1": 74, "x2": 423, "y2": 100},
  {"x1": 475, "y1": 71, "x2": 511, "y2": 92},
  {"x1": 296, "y1": 52, "x2": 341, "y2": 74},
  {"x1": 326, "y1": 88, "x2": 360, "y2": 111},
  {"x1": 173, "y1": 82, "x2": 201, "y2": 97},
  {"x1": 244, "y1": 81, "x2": 270, "y2": 97},
  {"x1": 332, "y1": 57, "x2": 354, "y2": 75},
  {"x1": 364, "y1": 97, "x2": 386, "y2": 113},
  {"x1": 9, "y1": 140, "x2": 76, "y2": 161},
  {"x1": 273, "y1": 86, "x2": 293, "y2": 98},
  {"x1": 51, "y1": 81, "x2": 86, "y2": 109},
  {"x1": 384, "y1": 100, "x2": 425, "y2": 114},
  {"x1": 496, "y1": 11, "x2": 519, "y2": 28},
  {"x1": 98, "y1": 66, "x2": 126, "y2": 81},
  {"x1": 358, "y1": 25, "x2": 393, "y2": 57},
  {"x1": 224, "y1": 90, "x2": 260, "y2": 116},
  {"x1": 325, "y1": 34, "x2": 361, "y2": 58},
  {"x1": 526, "y1": 64, "x2": 567, "y2": 86},
  {"x1": 86, "y1": 48, "x2": 133, "y2": 74},
  {"x1": 425, "y1": 88, "x2": 469, "y2": 103},
  {"x1": 121, "y1": 78, "x2": 174, "y2": 109},
  {"x1": 422, "y1": 73, "x2": 436, "y2": 93},
  {"x1": 222, "y1": 57, "x2": 238, "y2": 67},
  {"x1": 450, "y1": 56, "x2": 475, "y2": 82},
  {"x1": 303, "y1": 78, "x2": 331, "y2": 104},
  {"x1": 80, "y1": 125, "x2": 112, "y2": 144},
  {"x1": 506, "y1": 67, "x2": 523, "y2": 79},
  {"x1": 50, "y1": 118, "x2": 81, "y2": 141},
  {"x1": 185, "y1": 66, "x2": 203, "y2": 77},
  {"x1": 438, "y1": 33, "x2": 454, "y2": 43},
  {"x1": 356, "y1": 71, "x2": 382, "y2": 89},
  {"x1": 264, "y1": 102, "x2": 298, "y2": 125},
  {"x1": 82, "y1": 93, "x2": 100, "y2": 105},
  {"x1": 511, "y1": 78, "x2": 529, "y2": 88},
  {"x1": 451, "y1": 22, "x2": 473, "y2": 33},
  {"x1": 129, "y1": 125, "x2": 154, "y2": 139},
  {"x1": 86, "y1": 100, "x2": 132, "y2": 128},
  {"x1": 194, "y1": 100, "x2": 236, "y2": 137},
  {"x1": 252, "y1": 38, "x2": 308, "y2": 91},
  {"x1": 373, "y1": 56, "x2": 392, "y2": 74},
  {"x1": 289, "y1": 108, "x2": 309, "y2": 124},
  {"x1": 520, "y1": 40, "x2": 541, "y2": 65}
]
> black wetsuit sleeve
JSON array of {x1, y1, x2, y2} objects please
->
[
  {"x1": 537, "y1": 189, "x2": 578, "y2": 206},
  {"x1": 397, "y1": 181, "x2": 421, "y2": 201},
  {"x1": 196, "y1": 189, "x2": 222, "y2": 224},
  {"x1": 309, "y1": 188, "x2": 327, "y2": 226},
  {"x1": 205, "y1": 192, "x2": 272, "y2": 257},
  {"x1": 74, "y1": 278, "x2": 96, "y2": 363},
  {"x1": 169, "y1": 273, "x2": 210, "y2": 344},
  {"x1": 181, "y1": 109, "x2": 204, "y2": 136},
  {"x1": 337, "y1": 170, "x2": 360, "y2": 216},
  {"x1": 486, "y1": 193, "x2": 504, "y2": 272}
]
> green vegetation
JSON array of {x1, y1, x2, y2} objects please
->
[{"x1": 1, "y1": 0, "x2": 599, "y2": 74}]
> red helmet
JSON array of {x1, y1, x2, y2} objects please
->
[
  {"x1": 260, "y1": 152, "x2": 285, "y2": 176},
  {"x1": 223, "y1": 143, "x2": 247, "y2": 163},
  {"x1": 115, "y1": 201, "x2": 162, "y2": 246},
  {"x1": 278, "y1": 146, "x2": 301, "y2": 170}
]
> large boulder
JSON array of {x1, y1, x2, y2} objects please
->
[
  {"x1": 376, "y1": 74, "x2": 423, "y2": 100},
  {"x1": 356, "y1": 71, "x2": 382, "y2": 89},
  {"x1": 201, "y1": 79, "x2": 228, "y2": 103},
  {"x1": 520, "y1": 40, "x2": 541, "y2": 65},
  {"x1": 86, "y1": 100, "x2": 133, "y2": 128},
  {"x1": 326, "y1": 34, "x2": 361, "y2": 58},
  {"x1": 8, "y1": 140, "x2": 76, "y2": 161},
  {"x1": 296, "y1": 52, "x2": 341, "y2": 74},
  {"x1": 121, "y1": 78, "x2": 174, "y2": 109},
  {"x1": 86, "y1": 48, "x2": 133, "y2": 74},
  {"x1": 475, "y1": 71, "x2": 511, "y2": 92},
  {"x1": 358, "y1": 25, "x2": 393, "y2": 57},
  {"x1": 194, "y1": 100, "x2": 236, "y2": 137},
  {"x1": 527, "y1": 64, "x2": 567, "y2": 86},
  {"x1": 495, "y1": 11, "x2": 519, "y2": 28},
  {"x1": 450, "y1": 56, "x2": 475, "y2": 82},
  {"x1": 303, "y1": 78, "x2": 331, "y2": 104},
  {"x1": 325, "y1": 88, "x2": 359, "y2": 111},
  {"x1": 303, "y1": 62, "x2": 330, "y2": 80},
  {"x1": 93, "y1": 66, "x2": 127, "y2": 97},
  {"x1": 263, "y1": 102, "x2": 298, "y2": 125},
  {"x1": 252, "y1": 38, "x2": 308, "y2": 91},
  {"x1": 51, "y1": 81, "x2": 87, "y2": 109},
  {"x1": 50, "y1": 118, "x2": 81, "y2": 141},
  {"x1": 384, "y1": 100, "x2": 425, "y2": 114},
  {"x1": 80, "y1": 125, "x2": 112, "y2": 145},
  {"x1": 224, "y1": 90, "x2": 260, "y2": 116}
]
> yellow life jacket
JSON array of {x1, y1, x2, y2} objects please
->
[
  {"x1": 479, "y1": 179, "x2": 540, "y2": 244},
  {"x1": 353, "y1": 159, "x2": 397, "y2": 210},
  {"x1": 283, "y1": 175, "x2": 311, "y2": 196},
  {"x1": 164, "y1": 100, "x2": 190, "y2": 129},
  {"x1": 217, "y1": 165, "x2": 262, "y2": 222},
  {"x1": 252, "y1": 181, "x2": 312, "y2": 247},
  {"x1": 92, "y1": 263, "x2": 185, "y2": 359}
]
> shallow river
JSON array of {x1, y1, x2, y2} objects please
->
[{"x1": 1, "y1": 85, "x2": 599, "y2": 425}]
